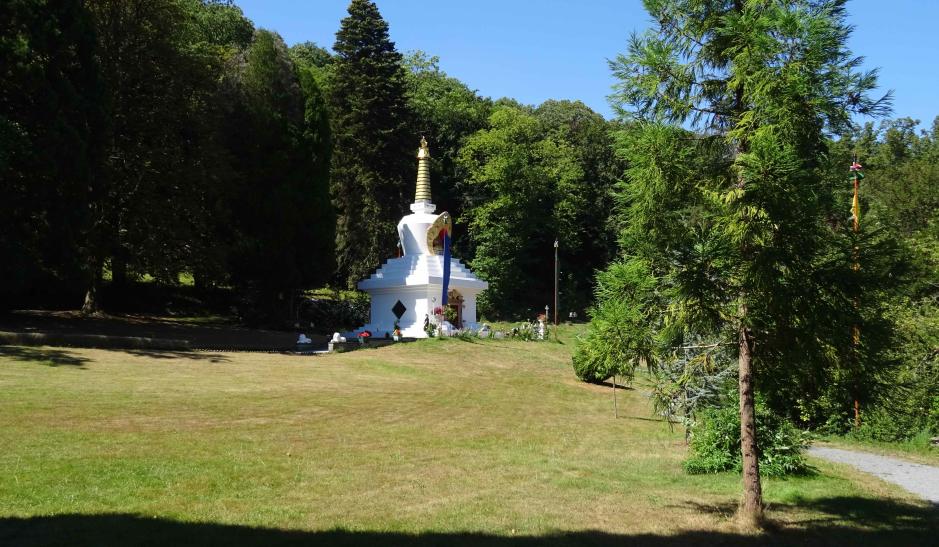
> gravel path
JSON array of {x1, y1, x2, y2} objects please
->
[{"x1": 808, "y1": 445, "x2": 939, "y2": 504}]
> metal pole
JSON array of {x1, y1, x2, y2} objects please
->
[
  {"x1": 553, "y1": 239, "x2": 559, "y2": 331},
  {"x1": 851, "y1": 154, "x2": 861, "y2": 429}
]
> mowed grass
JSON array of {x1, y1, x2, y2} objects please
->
[{"x1": 0, "y1": 331, "x2": 935, "y2": 546}]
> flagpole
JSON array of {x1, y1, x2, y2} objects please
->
[
  {"x1": 553, "y1": 239, "x2": 559, "y2": 339},
  {"x1": 851, "y1": 155, "x2": 862, "y2": 429}
]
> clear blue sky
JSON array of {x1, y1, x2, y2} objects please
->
[{"x1": 236, "y1": 0, "x2": 938, "y2": 127}]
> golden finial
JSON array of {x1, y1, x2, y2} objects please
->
[
  {"x1": 415, "y1": 136, "x2": 432, "y2": 202},
  {"x1": 418, "y1": 136, "x2": 430, "y2": 158}
]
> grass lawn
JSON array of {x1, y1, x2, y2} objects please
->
[{"x1": 0, "y1": 327, "x2": 935, "y2": 546}]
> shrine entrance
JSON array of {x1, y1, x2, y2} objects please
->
[{"x1": 447, "y1": 289, "x2": 464, "y2": 328}]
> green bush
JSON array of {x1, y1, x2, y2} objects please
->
[
  {"x1": 930, "y1": 396, "x2": 939, "y2": 435},
  {"x1": 684, "y1": 404, "x2": 810, "y2": 477},
  {"x1": 853, "y1": 407, "x2": 920, "y2": 443},
  {"x1": 571, "y1": 325, "x2": 616, "y2": 382}
]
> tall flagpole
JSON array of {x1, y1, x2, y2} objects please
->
[
  {"x1": 850, "y1": 155, "x2": 863, "y2": 428},
  {"x1": 553, "y1": 239, "x2": 559, "y2": 335}
]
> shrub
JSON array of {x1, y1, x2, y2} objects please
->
[
  {"x1": 571, "y1": 325, "x2": 617, "y2": 382},
  {"x1": 299, "y1": 290, "x2": 369, "y2": 332},
  {"x1": 930, "y1": 396, "x2": 939, "y2": 435},
  {"x1": 684, "y1": 404, "x2": 810, "y2": 477}
]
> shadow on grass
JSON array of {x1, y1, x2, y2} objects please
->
[
  {"x1": 0, "y1": 498, "x2": 936, "y2": 547},
  {"x1": 598, "y1": 380, "x2": 634, "y2": 390},
  {"x1": 122, "y1": 349, "x2": 231, "y2": 363},
  {"x1": 0, "y1": 346, "x2": 90, "y2": 368}
]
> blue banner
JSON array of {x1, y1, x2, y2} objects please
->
[{"x1": 441, "y1": 231, "x2": 451, "y2": 306}]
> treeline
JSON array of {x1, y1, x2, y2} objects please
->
[
  {"x1": 1, "y1": 0, "x2": 621, "y2": 321},
  {"x1": 1, "y1": 0, "x2": 332, "y2": 319}
]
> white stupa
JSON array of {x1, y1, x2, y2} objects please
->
[{"x1": 351, "y1": 138, "x2": 488, "y2": 338}]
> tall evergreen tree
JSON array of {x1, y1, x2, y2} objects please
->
[
  {"x1": 587, "y1": 0, "x2": 889, "y2": 520},
  {"x1": 329, "y1": 0, "x2": 412, "y2": 288}
]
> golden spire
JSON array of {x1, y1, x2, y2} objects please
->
[{"x1": 415, "y1": 137, "x2": 432, "y2": 202}]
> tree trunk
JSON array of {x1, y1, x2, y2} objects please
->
[
  {"x1": 81, "y1": 260, "x2": 101, "y2": 315},
  {"x1": 738, "y1": 310, "x2": 763, "y2": 521}
]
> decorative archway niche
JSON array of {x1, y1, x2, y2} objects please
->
[{"x1": 447, "y1": 289, "x2": 464, "y2": 328}]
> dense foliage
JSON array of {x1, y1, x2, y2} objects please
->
[
  {"x1": 221, "y1": 29, "x2": 334, "y2": 319},
  {"x1": 831, "y1": 118, "x2": 939, "y2": 441},
  {"x1": 459, "y1": 103, "x2": 621, "y2": 319},
  {"x1": 1, "y1": 0, "x2": 102, "y2": 306},
  {"x1": 0, "y1": 0, "x2": 624, "y2": 324},
  {"x1": 0, "y1": 0, "x2": 334, "y2": 320},
  {"x1": 685, "y1": 404, "x2": 809, "y2": 477}
]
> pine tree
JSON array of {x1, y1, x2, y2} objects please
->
[
  {"x1": 329, "y1": 0, "x2": 412, "y2": 288},
  {"x1": 594, "y1": 0, "x2": 889, "y2": 521}
]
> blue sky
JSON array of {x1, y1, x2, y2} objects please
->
[{"x1": 236, "y1": 0, "x2": 938, "y2": 127}]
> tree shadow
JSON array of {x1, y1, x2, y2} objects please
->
[
  {"x1": 598, "y1": 380, "x2": 634, "y2": 390},
  {"x1": 0, "y1": 346, "x2": 90, "y2": 368},
  {"x1": 0, "y1": 498, "x2": 935, "y2": 547},
  {"x1": 623, "y1": 415, "x2": 673, "y2": 423},
  {"x1": 679, "y1": 495, "x2": 937, "y2": 532},
  {"x1": 121, "y1": 349, "x2": 231, "y2": 363}
]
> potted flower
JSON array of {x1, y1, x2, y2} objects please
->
[
  {"x1": 357, "y1": 330, "x2": 371, "y2": 344},
  {"x1": 393, "y1": 321, "x2": 402, "y2": 341}
]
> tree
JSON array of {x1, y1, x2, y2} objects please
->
[
  {"x1": 534, "y1": 100, "x2": 624, "y2": 314},
  {"x1": 595, "y1": 0, "x2": 889, "y2": 521},
  {"x1": 289, "y1": 41, "x2": 333, "y2": 94},
  {"x1": 83, "y1": 0, "x2": 231, "y2": 311},
  {"x1": 403, "y1": 51, "x2": 492, "y2": 256},
  {"x1": 221, "y1": 29, "x2": 334, "y2": 320},
  {"x1": 0, "y1": 0, "x2": 102, "y2": 307},
  {"x1": 329, "y1": 0, "x2": 412, "y2": 288},
  {"x1": 459, "y1": 105, "x2": 585, "y2": 319}
]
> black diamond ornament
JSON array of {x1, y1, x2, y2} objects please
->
[{"x1": 392, "y1": 300, "x2": 407, "y2": 319}]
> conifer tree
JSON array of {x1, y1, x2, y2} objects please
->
[
  {"x1": 588, "y1": 0, "x2": 889, "y2": 521},
  {"x1": 329, "y1": 0, "x2": 412, "y2": 288}
]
